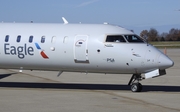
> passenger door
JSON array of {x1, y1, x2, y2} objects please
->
[{"x1": 74, "y1": 35, "x2": 89, "y2": 63}]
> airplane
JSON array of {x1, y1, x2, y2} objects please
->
[{"x1": 0, "y1": 17, "x2": 174, "y2": 92}]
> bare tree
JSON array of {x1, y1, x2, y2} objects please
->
[
  {"x1": 148, "y1": 28, "x2": 159, "y2": 41},
  {"x1": 140, "y1": 28, "x2": 180, "y2": 41},
  {"x1": 160, "y1": 32, "x2": 168, "y2": 41},
  {"x1": 168, "y1": 28, "x2": 180, "y2": 41},
  {"x1": 140, "y1": 30, "x2": 148, "y2": 40}
]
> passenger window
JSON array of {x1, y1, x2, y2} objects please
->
[
  {"x1": 106, "y1": 35, "x2": 126, "y2": 43},
  {"x1": 17, "y1": 35, "x2": 21, "y2": 42},
  {"x1": 5, "y1": 35, "x2": 9, "y2": 42},
  {"x1": 29, "y1": 36, "x2": 33, "y2": 43},
  {"x1": 124, "y1": 35, "x2": 144, "y2": 43},
  {"x1": 51, "y1": 36, "x2": 56, "y2": 44},
  {"x1": 63, "y1": 36, "x2": 68, "y2": 43},
  {"x1": 41, "y1": 36, "x2": 45, "y2": 43}
]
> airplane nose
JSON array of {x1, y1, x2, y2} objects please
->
[{"x1": 158, "y1": 54, "x2": 174, "y2": 69}]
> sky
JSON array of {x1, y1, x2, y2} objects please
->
[{"x1": 0, "y1": 0, "x2": 179, "y2": 35}]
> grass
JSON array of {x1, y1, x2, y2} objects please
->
[{"x1": 149, "y1": 41, "x2": 180, "y2": 48}]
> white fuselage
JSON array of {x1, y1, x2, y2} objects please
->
[{"x1": 0, "y1": 23, "x2": 174, "y2": 74}]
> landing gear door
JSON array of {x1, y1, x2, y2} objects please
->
[{"x1": 74, "y1": 35, "x2": 89, "y2": 63}]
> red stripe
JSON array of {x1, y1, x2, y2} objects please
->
[{"x1": 40, "y1": 51, "x2": 49, "y2": 59}]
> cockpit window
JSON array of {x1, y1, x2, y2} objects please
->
[
  {"x1": 124, "y1": 35, "x2": 144, "y2": 43},
  {"x1": 106, "y1": 35, "x2": 126, "y2": 43}
]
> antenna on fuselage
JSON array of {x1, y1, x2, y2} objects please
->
[{"x1": 62, "y1": 17, "x2": 68, "y2": 24}]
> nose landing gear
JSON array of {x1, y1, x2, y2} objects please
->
[
  {"x1": 128, "y1": 74, "x2": 143, "y2": 92},
  {"x1": 131, "y1": 83, "x2": 142, "y2": 92}
]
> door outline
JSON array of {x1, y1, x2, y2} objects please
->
[{"x1": 74, "y1": 35, "x2": 89, "y2": 63}]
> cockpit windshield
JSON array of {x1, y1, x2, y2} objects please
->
[
  {"x1": 106, "y1": 35, "x2": 126, "y2": 42},
  {"x1": 124, "y1": 35, "x2": 144, "y2": 43},
  {"x1": 105, "y1": 35, "x2": 144, "y2": 43}
]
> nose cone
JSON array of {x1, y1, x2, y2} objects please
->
[{"x1": 158, "y1": 54, "x2": 174, "y2": 69}]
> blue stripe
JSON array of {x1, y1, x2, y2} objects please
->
[{"x1": 35, "y1": 43, "x2": 41, "y2": 49}]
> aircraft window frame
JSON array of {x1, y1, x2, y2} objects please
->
[
  {"x1": 17, "y1": 35, "x2": 21, "y2": 42},
  {"x1": 124, "y1": 35, "x2": 144, "y2": 43},
  {"x1": 5, "y1": 35, "x2": 9, "y2": 42},
  {"x1": 41, "y1": 36, "x2": 45, "y2": 43},
  {"x1": 29, "y1": 35, "x2": 33, "y2": 43},
  {"x1": 63, "y1": 36, "x2": 68, "y2": 43},
  {"x1": 51, "y1": 36, "x2": 56, "y2": 44},
  {"x1": 105, "y1": 35, "x2": 126, "y2": 43}
]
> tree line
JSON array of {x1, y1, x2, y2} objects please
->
[{"x1": 139, "y1": 28, "x2": 180, "y2": 41}]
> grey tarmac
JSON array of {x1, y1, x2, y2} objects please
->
[{"x1": 0, "y1": 49, "x2": 179, "y2": 112}]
